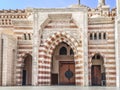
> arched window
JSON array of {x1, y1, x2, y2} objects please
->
[
  {"x1": 92, "y1": 54, "x2": 103, "y2": 60},
  {"x1": 103, "y1": 33, "x2": 106, "y2": 39},
  {"x1": 24, "y1": 33, "x2": 27, "y2": 40},
  {"x1": 70, "y1": 49, "x2": 74, "y2": 55},
  {"x1": 99, "y1": 33, "x2": 101, "y2": 39},
  {"x1": 92, "y1": 55, "x2": 95, "y2": 59},
  {"x1": 90, "y1": 33, "x2": 93, "y2": 40},
  {"x1": 96, "y1": 54, "x2": 101, "y2": 59},
  {"x1": 28, "y1": 33, "x2": 31, "y2": 40},
  {"x1": 94, "y1": 33, "x2": 97, "y2": 40},
  {"x1": 59, "y1": 47, "x2": 67, "y2": 55}
]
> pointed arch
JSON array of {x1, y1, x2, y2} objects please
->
[
  {"x1": 89, "y1": 52, "x2": 106, "y2": 64},
  {"x1": 38, "y1": 32, "x2": 84, "y2": 86},
  {"x1": 16, "y1": 52, "x2": 32, "y2": 86},
  {"x1": 89, "y1": 52, "x2": 106, "y2": 86}
]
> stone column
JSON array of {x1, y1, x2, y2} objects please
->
[
  {"x1": 72, "y1": 8, "x2": 88, "y2": 86},
  {"x1": 83, "y1": 12, "x2": 89, "y2": 86},
  {"x1": 115, "y1": 18, "x2": 120, "y2": 87},
  {"x1": 2, "y1": 35, "x2": 8, "y2": 86},
  {"x1": 32, "y1": 11, "x2": 39, "y2": 86}
]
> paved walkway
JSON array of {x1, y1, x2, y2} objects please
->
[{"x1": 0, "y1": 86, "x2": 119, "y2": 90}]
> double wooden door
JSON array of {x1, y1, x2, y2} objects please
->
[
  {"x1": 59, "y1": 61, "x2": 75, "y2": 85},
  {"x1": 91, "y1": 65, "x2": 101, "y2": 86}
]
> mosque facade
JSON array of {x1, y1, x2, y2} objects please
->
[{"x1": 0, "y1": 0, "x2": 120, "y2": 87}]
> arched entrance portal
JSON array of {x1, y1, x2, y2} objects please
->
[
  {"x1": 51, "y1": 42, "x2": 75, "y2": 85},
  {"x1": 91, "y1": 53, "x2": 106, "y2": 86},
  {"x1": 22, "y1": 54, "x2": 32, "y2": 85},
  {"x1": 38, "y1": 32, "x2": 84, "y2": 86}
]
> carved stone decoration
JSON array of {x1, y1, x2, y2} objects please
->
[{"x1": 12, "y1": 20, "x2": 32, "y2": 26}]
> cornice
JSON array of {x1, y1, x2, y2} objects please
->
[{"x1": 32, "y1": 8, "x2": 88, "y2": 13}]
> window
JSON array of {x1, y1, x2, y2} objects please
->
[
  {"x1": 94, "y1": 33, "x2": 97, "y2": 40},
  {"x1": 103, "y1": 33, "x2": 106, "y2": 39},
  {"x1": 96, "y1": 54, "x2": 101, "y2": 59},
  {"x1": 89, "y1": 32, "x2": 107, "y2": 40},
  {"x1": 28, "y1": 33, "x2": 31, "y2": 40},
  {"x1": 59, "y1": 47, "x2": 67, "y2": 55},
  {"x1": 99, "y1": 33, "x2": 101, "y2": 39},
  {"x1": 92, "y1": 55, "x2": 95, "y2": 60},
  {"x1": 90, "y1": 33, "x2": 93, "y2": 40},
  {"x1": 92, "y1": 54, "x2": 103, "y2": 60},
  {"x1": 70, "y1": 49, "x2": 74, "y2": 55},
  {"x1": 24, "y1": 34, "x2": 27, "y2": 40},
  {"x1": 23, "y1": 33, "x2": 32, "y2": 40}
]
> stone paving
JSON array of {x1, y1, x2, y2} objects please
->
[{"x1": 0, "y1": 86, "x2": 119, "y2": 90}]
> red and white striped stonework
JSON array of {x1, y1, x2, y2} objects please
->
[
  {"x1": 16, "y1": 52, "x2": 32, "y2": 85},
  {"x1": 38, "y1": 32, "x2": 84, "y2": 86},
  {"x1": 88, "y1": 52, "x2": 106, "y2": 85},
  {"x1": 88, "y1": 23, "x2": 116, "y2": 86}
]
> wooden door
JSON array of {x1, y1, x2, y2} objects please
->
[
  {"x1": 91, "y1": 65, "x2": 101, "y2": 86},
  {"x1": 59, "y1": 62, "x2": 75, "y2": 85},
  {"x1": 22, "y1": 70, "x2": 26, "y2": 85},
  {"x1": 51, "y1": 74, "x2": 58, "y2": 85}
]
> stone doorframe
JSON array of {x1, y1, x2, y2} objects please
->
[
  {"x1": 16, "y1": 53, "x2": 32, "y2": 86},
  {"x1": 89, "y1": 52, "x2": 107, "y2": 86}
]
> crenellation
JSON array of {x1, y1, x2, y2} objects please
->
[
  {"x1": 88, "y1": 7, "x2": 116, "y2": 18},
  {"x1": 0, "y1": 9, "x2": 27, "y2": 25},
  {"x1": 0, "y1": 9, "x2": 25, "y2": 13}
]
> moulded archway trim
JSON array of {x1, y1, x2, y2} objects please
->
[
  {"x1": 16, "y1": 52, "x2": 32, "y2": 86},
  {"x1": 89, "y1": 52, "x2": 106, "y2": 66},
  {"x1": 38, "y1": 31, "x2": 84, "y2": 86},
  {"x1": 89, "y1": 52, "x2": 107, "y2": 86}
]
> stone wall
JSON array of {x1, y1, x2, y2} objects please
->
[
  {"x1": 115, "y1": 18, "x2": 120, "y2": 87},
  {"x1": 0, "y1": 33, "x2": 2, "y2": 85},
  {"x1": 0, "y1": 1, "x2": 117, "y2": 86},
  {"x1": 32, "y1": 8, "x2": 88, "y2": 86},
  {"x1": 88, "y1": 16, "x2": 116, "y2": 86},
  {"x1": 1, "y1": 34, "x2": 16, "y2": 86}
]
